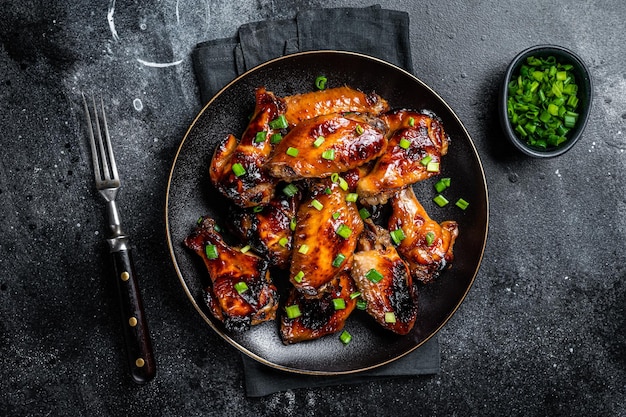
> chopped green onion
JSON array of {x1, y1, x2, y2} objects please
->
[
  {"x1": 332, "y1": 298, "x2": 346, "y2": 310},
  {"x1": 433, "y1": 194, "x2": 449, "y2": 207},
  {"x1": 332, "y1": 211, "x2": 341, "y2": 220},
  {"x1": 420, "y1": 155, "x2": 432, "y2": 166},
  {"x1": 283, "y1": 183, "x2": 298, "y2": 197},
  {"x1": 315, "y1": 75, "x2": 327, "y2": 90},
  {"x1": 331, "y1": 173, "x2": 339, "y2": 182},
  {"x1": 349, "y1": 291, "x2": 361, "y2": 300},
  {"x1": 336, "y1": 224, "x2": 352, "y2": 239},
  {"x1": 456, "y1": 198, "x2": 470, "y2": 210},
  {"x1": 356, "y1": 299, "x2": 367, "y2": 310},
  {"x1": 313, "y1": 136, "x2": 325, "y2": 147},
  {"x1": 213, "y1": 224, "x2": 222, "y2": 233},
  {"x1": 286, "y1": 147, "x2": 299, "y2": 157},
  {"x1": 338, "y1": 177, "x2": 348, "y2": 191},
  {"x1": 324, "y1": 187, "x2": 332, "y2": 195},
  {"x1": 298, "y1": 244, "x2": 309, "y2": 254},
  {"x1": 408, "y1": 117, "x2": 415, "y2": 127},
  {"x1": 332, "y1": 253, "x2": 346, "y2": 267},
  {"x1": 384, "y1": 312, "x2": 396, "y2": 323},
  {"x1": 311, "y1": 199, "x2": 323, "y2": 211},
  {"x1": 434, "y1": 177, "x2": 451, "y2": 193},
  {"x1": 426, "y1": 161, "x2": 440, "y2": 172},
  {"x1": 346, "y1": 193, "x2": 358, "y2": 203},
  {"x1": 270, "y1": 133, "x2": 283, "y2": 144},
  {"x1": 255, "y1": 131, "x2": 267, "y2": 142},
  {"x1": 285, "y1": 305, "x2": 301, "y2": 319},
  {"x1": 269, "y1": 114, "x2": 288, "y2": 129},
  {"x1": 278, "y1": 237, "x2": 289, "y2": 247},
  {"x1": 289, "y1": 217, "x2": 297, "y2": 231},
  {"x1": 234, "y1": 281, "x2": 249, "y2": 294},
  {"x1": 399, "y1": 138, "x2": 411, "y2": 149},
  {"x1": 390, "y1": 228, "x2": 406, "y2": 245},
  {"x1": 252, "y1": 205, "x2": 263, "y2": 213},
  {"x1": 339, "y1": 330, "x2": 352, "y2": 345},
  {"x1": 321, "y1": 149, "x2": 335, "y2": 160},
  {"x1": 205, "y1": 244, "x2": 218, "y2": 260},
  {"x1": 365, "y1": 268, "x2": 384, "y2": 283},
  {"x1": 425, "y1": 231, "x2": 435, "y2": 246},
  {"x1": 231, "y1": 163, "x2": 246, "y2": 177},
  {"x1": 240, "y1": 245, "x2": 251, "y2": 253},
  {"x1": 359, "y1": 208, "x2": 371, "y2": 220},
  {"x1": 293, "y1": 270, "x2": 305, "y2": 283},
  {"x1": 355, "y1": 124, "x2": 364, "y2": 135}
]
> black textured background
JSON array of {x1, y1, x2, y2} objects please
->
[{"x1": 1, "y1": 1, "x2": 624, "y2": 416}]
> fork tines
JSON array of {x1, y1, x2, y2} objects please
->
[{"x1": 82, "y1": 94, "x2": 120, "y2": 189}]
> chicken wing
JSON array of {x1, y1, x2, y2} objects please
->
[
  {"x1": 210, "y1": 87, "x2": 286, "y2": 207},
  {"x1": 289, "y1": 177, "x2": 364, "y2": 296},
  {"x1": 266, "y1": 112, "x2": 387, "y2": 181},
  {"x1": 283, "y1": 86, "x2": 389, "y2": 126},
  {"x1": 184, "y1": 216, "x2": 279, "y2": 332},
  {"x1": 356, "y1": 110, "x2": 449, "y2": 205},
  {"x1": 280, "y1": 271, "x2": 357, "y2": 344},
  {"x1": 228, "y1": 190, "x2": 300, "y2": 269},
  {"x1": 388, "y1": 187, "x2": 459, "y2": 284},
  {"x1": 351, "y1": 221, "x2": 418, "y2": 335}
]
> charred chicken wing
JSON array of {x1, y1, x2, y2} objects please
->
[
  {"x1": 289, "y1": 178, "x2": 364, "y2": 296},
  {"x1": 283, "y1": 86, "x2": 389, "y2": 126},
  {"x1": 280, "y1": 271, "x2": 357, "y2": 344},
  {"x1": 184, "y1": 216, "x2": 279, "y2": 331},
  {"x1": 388, "y1": 187, "x2": 459, "y2": 284},
  {"x1": 357, "y1": 110, "x2": 449, "y2": 205},
  {"x1": 351, "y1": 221, "x2": 418, "y2": 335},
  {"x1": 210, "y1": 87, "x2": 286, "y2": 207},
  {"x1": 266, "y1": 112, "x2": 387, "y2": 181}
]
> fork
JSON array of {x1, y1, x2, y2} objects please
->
[{"x1": 82, "y1": 94, "x2": 156, "y2": 384}]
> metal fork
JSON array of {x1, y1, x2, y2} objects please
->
[{"x1": 82, "y1": 94, "x2": 156, "y2": 384}]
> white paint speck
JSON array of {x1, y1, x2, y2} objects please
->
[
  {"x1": 133, "y1": 98, "x2": 143, "y2": 111},
  {"x1": 555, "y1": 169, "x2": 561, "y2": 178},
  {"x1": 569, "y1": 347, "x2": 574, "y2": 353},
  {"x1": 107, "y1": 0, "x2": 120, "y2": 41},
  {"x1": 95, "y1": 231, "x2": 100, "y2": 236},
  {"x1": 76, "y1": 223, "x2": 81, "y2": 228},
  {"x1": 136, "y1": 58, "x2": 184, "y2": 68}
]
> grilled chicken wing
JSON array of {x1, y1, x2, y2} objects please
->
[
  {"x1": 289, "y1": 178, "x2": 364, "y2": 296},
  {"x1": 266, "y1": 113, "x2": 387, "y2": 181},
  {"x1": 388, "y1": 187, "x2": 459, "y2": 284},
  {"x1": 280, "y1": 271, "x2": 357, "y2": 344},
  {"x1": 229, "y1": 190, "x2": 300, "y2": 269},
  {"x1": 356, "y1": 110, "x2": 449, "y2": 205},
  {"x1": 210, "y1": 87, "x2": 286, "y2": 207},
  {"x1": 184, "y1": 216, "x2": 279, "y2": 331},
  {"x1": 283, "y1": 86, "x2": 389, "y2": 126},
  {"x1": 351, "y1": 221, "x2": 418, "y2": 335}
]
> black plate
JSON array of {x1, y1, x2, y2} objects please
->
[{"x1": 166, "y1": 51, "x2": 488, "y2": 375}]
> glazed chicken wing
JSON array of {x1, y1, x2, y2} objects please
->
[
  {"x1": 184, "y1": 216, "x2": 279, "y2": 331},
  {"x1": 388, "y1": 187, "x2": 459, "y2": 284},
  {"x1": 280, "y1": 271, "x2": 357, "y2": 344},
  {"x1": 210, "y1": 87, "x2": 286, "y2": 207},
  {"x1": 289, "y1": 178, "x2": 364, "y2": 296},
  {"x1": 357, "y1": 110, "x2": 449, "y2": 205},
  {"x1": 283, "y1": 86, "x2": 389, "y2": 126},
  {"x1": 351, "y1": 221, "x2": 418, "y2": 335},
  {"x1": 229, "y1": 190, "x2": 300, "y2": 269},
  {"x1": 266, "y1": 112, "x2": 387, "y2": 181}
]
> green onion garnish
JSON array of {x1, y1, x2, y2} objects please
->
[
  {"x1": 355, "y1": 125, "x2": 364, "y2": 135},
  {"x1": 336, "y1": 224, "x2": 352, "y2": 239},
  {"x1": 332, "y1": 298, "x2": 346, "y2": 310},
  {"x1": 365, "y1": 268, "x2": 383, "y2": 283},
  {"x1": 252, "y1": 205, "x2": 263, "y2": 213},
  {"x1": 384, "y1": 312, "x2": 396, "y2": 323},
  {"x1": 231, "y1": 163, "x2": 246, "y2": 177},
  {"x1": 269, "y1": 114, "x2": 288, "y2": 129},
  {"x1": 390, "y1": 228, "x2": 406, "y2": 245},
  {"x1": 311, "y1": 199, "x2": 323, "y2": 211},
  {"x1": 240, "y1": 245, "x2": 251, "y2": 253},
  {"x1": 332, "y1": 211, "x2": 341, "y2": 220},
  {"x1": 426, "y1": 161, "x2": 440, "y2": 172},
  {"x1": 456, "y1": 198, "x2": 470, "y2": 210},
  {"x1": 315, "y1": 75, "x2": 327, "y2": 90},
  {"x1": 286, "y1": 147, "x2": 299, "y2": 157},
  {"x1": 332, "y1": 253, "x2": 346, "y2": 267},
  {"x1": 349, "y1": 291, "x2": 361, "y2": 300},
  {"x1": 345, "y1": 193, "x2": 358, "y2": 203},
  {"x1": 425, "y1": 231, "x2": 435, "y2": 246},
  {"x1": 324, "y1": 187, "x2": 332, "y2": 195},
  {"x1": 283, "y1": 183, "x2": 298, "y2": 197},
  {"x1": 420, "y1": 155, "x2": 432, "y2": 166},
  {"x1": 313, "y1": 136, "x2": 325, "y2": 147},
  {"x1": 270, "y1": 133, "x2": 283, "y2": 144},
  {"x1": 321, "y1": 149, "x2": 335, "y2": 160},
  {"x1": 293, "y1": 270, "x2": 304, "y2": 283},
  {"x1": 359, "y1": 208, "x2": 371, "y2": 220},
  {"x1": 298, "y1": 244, "x2": 309, "y2": 254},
  {"x1": 434, "y1": 177, "x2": 451, "y2": 193},
  {"x1": 408, "y1": 117, "x2": 415, "y2": 127},
  {"x1": 289, "y1": 217, "x2": 296, "y2": 231},
  {"x1": 399, "y1": 138, "x2": 411, "y2": 149},
  {"x1": 285, "y1": 305, "x2": 301, "y2": 319},
  {"x1": 433, "y1": 194, "x2": 449, "y2": 207},
  {"x1": 255, "y1": 131, "x2": 267, "y2": 142},
  {"x1": 338, "y1": 177, "x2": 348, "y2": 191},
  {"x1": 278, "y1": 237, "x2": 289, "y2": 247},
  {"x1": 356, "y1": 299, "x2": 367, "y2": 310},
  {"x1": 339, "y1": 330, "x2": 352, "y2": 345},
  {"x1": 205, "y1": 244, "x2": 218, "y2": 260},
  {"x1": 234, "y1": 281, "x2": 249, "y2": 294}
]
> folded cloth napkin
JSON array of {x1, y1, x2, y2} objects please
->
[{"x1": 191, "y1": 5, "x2": 440, "y2": 397}]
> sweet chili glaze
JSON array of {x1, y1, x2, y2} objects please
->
[
  {"x1": 282, "y1": 86, "x2": 389, "y2": 126},
  {"x1": 266, "y1": 112, "x2": 387, "y2": 181}
]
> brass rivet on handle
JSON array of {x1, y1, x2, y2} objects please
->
[
  {"x1": 135, "y1": 358, "x2": 145, "y2": 368},
  {"x1": 128, "y1": 317, "x2": 138, "y2": 327},
  {"x1": 121, "y1": 271, "x2": 130, "y2": 281}
]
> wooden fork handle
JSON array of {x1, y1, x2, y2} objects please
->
[{"x1": 111, "y1": 248, "x2": 156, "y2": 384}]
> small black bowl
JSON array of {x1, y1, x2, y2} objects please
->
[{"x1": 499, "y1": 44, "x2": 593, "y2": 158}]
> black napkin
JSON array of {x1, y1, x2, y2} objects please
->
[{"x1": 191, "y1": 5, "x2": 440, "y2": 397}]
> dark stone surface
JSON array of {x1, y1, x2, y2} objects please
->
[{"x1": 1, "y1": 1, "x2": 624, "y2": 416}]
